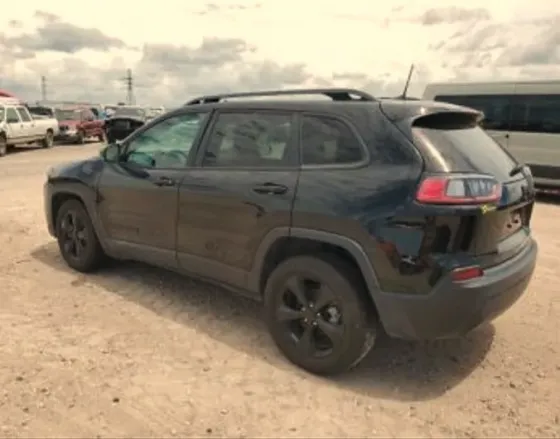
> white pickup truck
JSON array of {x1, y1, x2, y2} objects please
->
[{"x1": 0, "y1": 99, "x2": 59, "y2": 157}]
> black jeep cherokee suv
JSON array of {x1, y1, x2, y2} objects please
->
[{"x1": 44, "y1": 88, "x2": 538, "y2": 375}]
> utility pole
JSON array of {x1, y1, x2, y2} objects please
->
[
  {"x1": 40, "y1": 75, "x2": 47, "y2": 101},
  {"x1": 121, "y1": 69, "x2": 135, "y2": 105}
]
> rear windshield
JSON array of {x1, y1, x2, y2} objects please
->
[
  {"x1": 29, "y1": 106, "x2": 53, "y2": 117},
  {"x1": 412, "y1": 126, "x2": 517, "y2": 182}
]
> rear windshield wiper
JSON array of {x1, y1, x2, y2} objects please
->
[{"x1": 509, "y1": 164, "x2": 525, "y2": 177}]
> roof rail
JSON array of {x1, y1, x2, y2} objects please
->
[{"x1": 185, "y1": 88, "x2": 376, "y2": 105}]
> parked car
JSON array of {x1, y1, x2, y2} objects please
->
[
  {"x1": 43, "y1": 88, "x2": 538, "y2": 376},
  {"x1": 0, "y1": 98, "x2": 59, "y2": 156},
  {"x1": 145, "y1": 106, "x2": 166, "y2": 120},
  {"x1": 55, "y1": 107, "x2": 105, "y2": 144},
  {"x1": 104, "y1": 105, "x2": 148, "y2": 143}
]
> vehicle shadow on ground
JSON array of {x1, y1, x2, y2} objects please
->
[
  {"x1": 31, "y1": 242, "x2": 495, "y2": 403},
  {"x1": 5, "y1": 145, "x2": 44, "y2": 155}
]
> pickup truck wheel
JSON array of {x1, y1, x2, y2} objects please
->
[
  {"x1": 264, "y1": 254, "x2": 378, "y2": 376},
  {"x1": 0, "y1": 135, "x2": 7, "y2": 157},
  {"x1": 42, "y1": 130, "x2": 54, "y2": 148},
  {"x1": 55, "y1": 199, "x2": 105, "y2": 273},
  {"x1": 77, "y1": 130, "x2": 86, "y2": 145}
]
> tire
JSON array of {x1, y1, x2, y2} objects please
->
[
  {"x1": 0, "y1": 135, "x2": 7, "y2": 157},
  {"x1": 55, "y1": 199, "x2": 105, "y2": 273},
  {"x1": 42, "y1": 130, "x2": 54, "y2": 148},
  {"x1": 77, "y1": 130, "x2": 86, "y2": 145},
  {"x1": 264, "y1": 254, "x2": 378, "y2": 375}
]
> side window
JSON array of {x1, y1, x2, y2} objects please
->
[
  {"x1": 301, "y1": 115, "x2": 364, "y2": 165},
  {"x1": 6, "y1": 108, "x2": 20, "y2": 123},
  {"x1": 124, "y1": 112, "x2": 208, "y2": 169},
  {"x1": 16, "y1": 107, "x2": 31, "y2": 122},
  {"x1": 202, "y1": 112, "x2": 294, "y2": 167},
  {"x1": 513, "y1": 95, "x2": 560, "y2": 134}
]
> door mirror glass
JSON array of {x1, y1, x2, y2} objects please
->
[{"x1": 100, "y1": 142, "x2": 121, "y2": 162}]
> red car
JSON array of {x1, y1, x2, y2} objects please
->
[{"x1": 55, "y1": 107, "x2": 105, "y2": 144}]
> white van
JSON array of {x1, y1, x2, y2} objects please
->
[{"x1": 423, "y1": 80, "x2": 560, "y2": 188}]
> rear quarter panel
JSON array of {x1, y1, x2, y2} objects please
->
[{"x1": 291, "y1": 107, "x2": 425, "y2": 294}]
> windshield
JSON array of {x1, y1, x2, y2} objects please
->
[
  {"x1": 113, "y1": 107, "x2": 146, "y2": 119},
  {"x1": 55, "y1": 109, "x2": 81, "y2": 120}
]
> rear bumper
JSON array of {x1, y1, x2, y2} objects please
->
[{"x1": 375, "y1": 238, "x2": 538, "y2": 340}]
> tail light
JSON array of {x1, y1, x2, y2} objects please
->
[
  {"x1": 416, "y1": 175, "x2": 502, "y2": 205},
  {"x1": 451, "y1": 266, "x2": 483, "y2": 282}
]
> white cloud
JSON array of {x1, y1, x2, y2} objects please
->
[{"x1": 1, "y1": 0, "x2": 560, "y2": 106}]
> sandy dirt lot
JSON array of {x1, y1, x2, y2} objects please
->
[{"x1": 0, "y1": 143, "x2": 558, "y2": 438}]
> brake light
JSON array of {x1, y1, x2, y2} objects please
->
[
  {"x1": 451, "y1": 266, "x2": 483, "y2": 282},
  {"x1": 416, "y1": 175, "x2": 502, "y2": 205}
]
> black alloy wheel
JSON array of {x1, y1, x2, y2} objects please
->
[
  {"x1": 277, "y1": 275, "x2": 345, "y2": 358},
  {"x1": 77, "y1": 130, "x2": 86, "y2": 145},
  {"x1": 55, "y1": 199, "x2": 104, "y2": 272},
  {"x1": 265, "y1": 255, "x2": 377, "y2": 375}
]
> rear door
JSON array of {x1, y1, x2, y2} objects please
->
[
  {"x1": 176, "y1": 109, "x2": 299, "y2": 293},
  {"x1": 80, "y1": 109, "x2": 94, "y2": 137},
  {"x1": 15, "y1": 106, "x2": 37, "y2": 139}
]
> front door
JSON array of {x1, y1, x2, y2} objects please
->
[
  {"x1": 177, "y1": 110, "x2": 299, "y2": 293},
  {"x1": 96, "y1": 110, "x2": 211, "y2": 269},
  {"x1": 4, "y1": 107, "x2": 25, "y2": 143}
]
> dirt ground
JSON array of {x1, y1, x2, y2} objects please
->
[{"x1": 0, "y1": 143, "x2": 558, "y2": 439}]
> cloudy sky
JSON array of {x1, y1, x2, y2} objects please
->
[{"x1": 1, "y1": 0, "x2": 559, "y2": 107}]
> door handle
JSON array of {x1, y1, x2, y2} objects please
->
[
  {"x1": 153, "y1": 176, "x2": 176, "y2": 187},
  {"x1": 252, "y1": 182, "x2": 288, "y2": 195}
]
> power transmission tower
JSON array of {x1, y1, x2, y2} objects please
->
[
  {"x1": 40, "y1": 75, "x2": 47, "y2": 101},
  {"x1": 121, "y1": 69, "x2": 135, "y2": 105}
]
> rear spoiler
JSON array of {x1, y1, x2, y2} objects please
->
[
  {"x1": 411, "y1": 111, "x2": 483, "y2": 129},
  {"x1": 380, "y1": 100, "x2": 483, "y2": 125}
]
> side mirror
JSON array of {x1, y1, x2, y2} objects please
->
[{"x1": 100, "y1": 142, "x2": 122, "y2": 162}]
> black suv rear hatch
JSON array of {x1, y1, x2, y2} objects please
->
[{"x1": 381, "y1": 100, "x2": 535, "y2": 268}]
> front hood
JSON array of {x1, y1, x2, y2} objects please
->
[
  {"x1": 47, "y1": 157, "x2": 104, "y2": 181},
  {"x1": 59, "y1": 120, "x2": 79, "y2": 127}
]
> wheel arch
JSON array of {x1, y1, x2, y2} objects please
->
[
  {"x1": 49, "y1": 182, "x2": 110, "y2": 253},
  {"x1": 249, "y1": 227, "x2": 382, "y2": 308}
]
